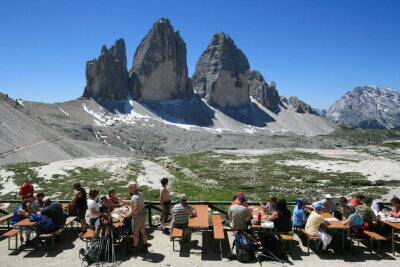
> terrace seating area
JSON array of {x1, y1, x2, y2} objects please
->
[{"x1": 0, "y1": 200, "x2": 399, "y2": 267}]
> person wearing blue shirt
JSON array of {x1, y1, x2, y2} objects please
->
[
  {"x1": 313, "y1": 194, "x2": 336, "y2": 214},
  {"x1": 342, "y1": 204, "x2": 364, "y2": 237},
  {"x1": 293, "y1": 198, "x2": 308, "y2": 229}
]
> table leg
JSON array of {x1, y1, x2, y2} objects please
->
[
  {"x1": 393, "y1": 228, "x2": 395, "y2": 257},
  {"x1": 342, "y1": 229, "x2": 345, "y2": 254}
]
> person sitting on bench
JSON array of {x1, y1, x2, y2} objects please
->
[
  {"x1": 170, "y1": 194, "x2": 197, "y2": 242},
  {"x1": 305, "y1": 202, "x2": 332, "y2": 252},
  {"x1": 41, "y1": 197, "x2": 67, "y2": 229}
]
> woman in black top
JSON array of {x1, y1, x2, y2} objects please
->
[
  {"x1": 267, "y1": 199, "x2": 292, "y2": 233},
  {"x1": 70, "y1": 182, "x2": 88, "y2": 236}
]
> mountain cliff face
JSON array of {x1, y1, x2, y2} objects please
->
[
  {"x1": 83, "y1": 39, "x2": 129, "y2": 100},
  {"x1": 248, "y1": 70, "x2": 280, "y2": 112},
  {"x1": 327, "y1": 86, "x2": 400, "y2": 129},
  {"x1": 192, "y1": 32, "x2": 250, "y2": 107},
  {"x1": 288, "y1": 97, "x2": 318, "y2": 115},
  {"x1": 129, "y1": 18, "x2": 192, "y2": 101}
]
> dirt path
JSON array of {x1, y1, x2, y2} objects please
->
[{"x1": 0, "y1": 136, "x2": 66, "y2": 159}]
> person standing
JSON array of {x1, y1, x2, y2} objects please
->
[
  {"x1": 19, "y1": 176, "x2": 35, "y2": 201},
  {"x1": 122, "y1": 182, "x2": 148, "y2": 253},
  {"x1": 160, "y1": 177, "x2": 171, "y2": 234},
  {"x1": 70, "y1": 182, "x2": 88, "y2": 236}
]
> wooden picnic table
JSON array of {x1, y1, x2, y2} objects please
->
[
  {"x1": 188, "y1": 205, "x2": 209, "y2": 229},
  {"x1": 321, "y1": 212, "x2": 348, "y2": 253},
  {"x1": 14, "y1": 218, "x2": 37, "y2": 227},
  {"x1": 188, "y1": 205, "x2": 209, "y2": 253},
  {"x1": 379, "y1": 218, "x2": 400, "y2": 256},
  {"x1": 250, "y1": 206, "x2": 274, "y2": 229}
]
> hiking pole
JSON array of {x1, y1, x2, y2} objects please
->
[{"x1": 241, "y1": 231, "x2": 288, "y2": 264}]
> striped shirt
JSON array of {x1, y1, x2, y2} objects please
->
[{"x1": 172, "y1": 203, "x2": 191, "y2": 225}]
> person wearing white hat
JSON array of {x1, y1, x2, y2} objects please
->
[
  {"x1": 121, "y1": 181, "x2": 149, "y2": 253},
  {"x1": 313, "y1": 194, "x2": 337, "y2": 214}
]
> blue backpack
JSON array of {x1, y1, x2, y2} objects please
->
[
  {"x1": 30, "y1": 214, "x2": 55, "y2": 234},
  {"x1": 234, "y1": 232, "x2": 255, "y2": 263}
]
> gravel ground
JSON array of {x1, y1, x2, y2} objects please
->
[{"x1": 0, "y1": 226, "x2": 399, "y2": 267}]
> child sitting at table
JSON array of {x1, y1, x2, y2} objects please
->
[
  {"x1": 342, "y1": 204, "x2": 364, "y2": 237},
  {"x1": 391, "y1": 197, "x2": 400, "y2": 218}
]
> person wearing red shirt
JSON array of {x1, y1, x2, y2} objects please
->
[
  {"x1": 19, "y1": 176, "x2": 35, "y2": 201},
  {"x1": 349, "y1": 193, "x2": 365, "y2": 207}
]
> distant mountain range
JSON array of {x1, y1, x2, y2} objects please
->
[{"x1": 327, "y1": 86, "x2": 400, "y2": 129}]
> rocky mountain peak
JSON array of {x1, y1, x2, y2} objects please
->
[
  {"x1": 327, "y1": 85, "x2": 400, "y2": 129},
  {"x1": 129, "y1": 17, "x2": 192, "y2": 101},
  {"x1": 288, "y1": 97, "x2": 318, "y2": 115},
  {"x1": 192, "y1": 32, "x2": 250, "y2": 107},
  {"x1": 248, "y1": 70, "x2": 280, "y2": 112},
  {"x1": 83, "y1": 38, "x2": 129, "y2": 100}
]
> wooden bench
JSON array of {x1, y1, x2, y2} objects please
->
[
  {"x1": 38, "y1": 227, "x2": 64, "y2": 251},
  {"x1": 212, "y1": 215, "x2": 225, "y2": 252},
  {"x1": 65, "y1": 216, "x2": 77, "y2": 230},
  {"x1": 1, "y1": 228, "x2": 21, "y2": 250},
  {"x1": 0, "y1": 213, "x2": 13, "y2": 230},
  {"x1": 171, "y1": 228, "x2": 183, "y2": 251},
  {"x1": 279, "y1": 233, "x2": 295, "y2": 253},
  {"x1": 364, "y1": 230, "x2": 387, "y2": 252},
  {"x1": 81, "y1": 229, "x2": 95, "y2": 248},
  {"x1": 300, "y1": 229, "x2": 321, "y2": 254}
]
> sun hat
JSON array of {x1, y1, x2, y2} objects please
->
[{"x1": 325, "y1": 194, "x2": 332, "y2": 199}]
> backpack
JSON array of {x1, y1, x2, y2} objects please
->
[
  {"x1": 79, "y1": 240, "x2": 100, "y2": 265},
  {"x1": 38, "y1": 214, "x2": 56, "y2": 234},
  {"x1": 29, "y1": 213, "x2": 55, "y2": 234},
  {"x1": 234, "y1": 232, "x2": 254, "y2": 263},
  {"x1": 121, "y1": 216, "x2": 132, "y2": 236}
]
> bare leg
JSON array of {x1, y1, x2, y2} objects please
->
[
  {"x1": 133, "y1": 231, "x2": 139, "y2": 248},
  {"x1": 141, "y1": 226, "x2": 148, "y2": 244}
]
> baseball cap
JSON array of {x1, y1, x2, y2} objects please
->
[
  {"x1": 325, "y1": 194, "x2": 332, "y2": 199},
  {"x1": 313, "y1": 202, "x2": 324, "y2": 212},
  {"x1": 179, "y1": 194, "x2": 188, "y2": 201},
  {"x1": 238, "y1": 195, "x2": 246, "y2": 203},
  {"x1": 236, "y1": 191, "x2": 245, "y2": 197},
  {"x1": 26, "y1": 176, "x2": 32, "y2": 182}
]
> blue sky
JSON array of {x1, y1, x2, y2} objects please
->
[{"x1": 1, "y1": 0, "x2": 399, "y2": 109}]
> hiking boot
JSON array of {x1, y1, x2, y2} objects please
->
[
  {"x1": 163, "y1": 228, "x2": 170, "y2": 235},
  {"x1": 141, "y1": 244, "x2": 149, "y2": 253}
]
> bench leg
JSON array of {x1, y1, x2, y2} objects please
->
[{"x1": 307, "y1": 238, "x2": 310, "y2": 254}]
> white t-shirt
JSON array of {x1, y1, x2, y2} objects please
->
[{"x1": 87, "y1": 199, "x2": 101, "y2": 218}]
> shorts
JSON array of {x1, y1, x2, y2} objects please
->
[
  {"x1": 76, "y1": 206, "x2": 87, "y2": 220},
  {"x1": 132, "y1": 214, "x2": 146, "y2": 233},
  {"x1": 161, "y1": 201, "x2": 171, "y2": 223}
]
